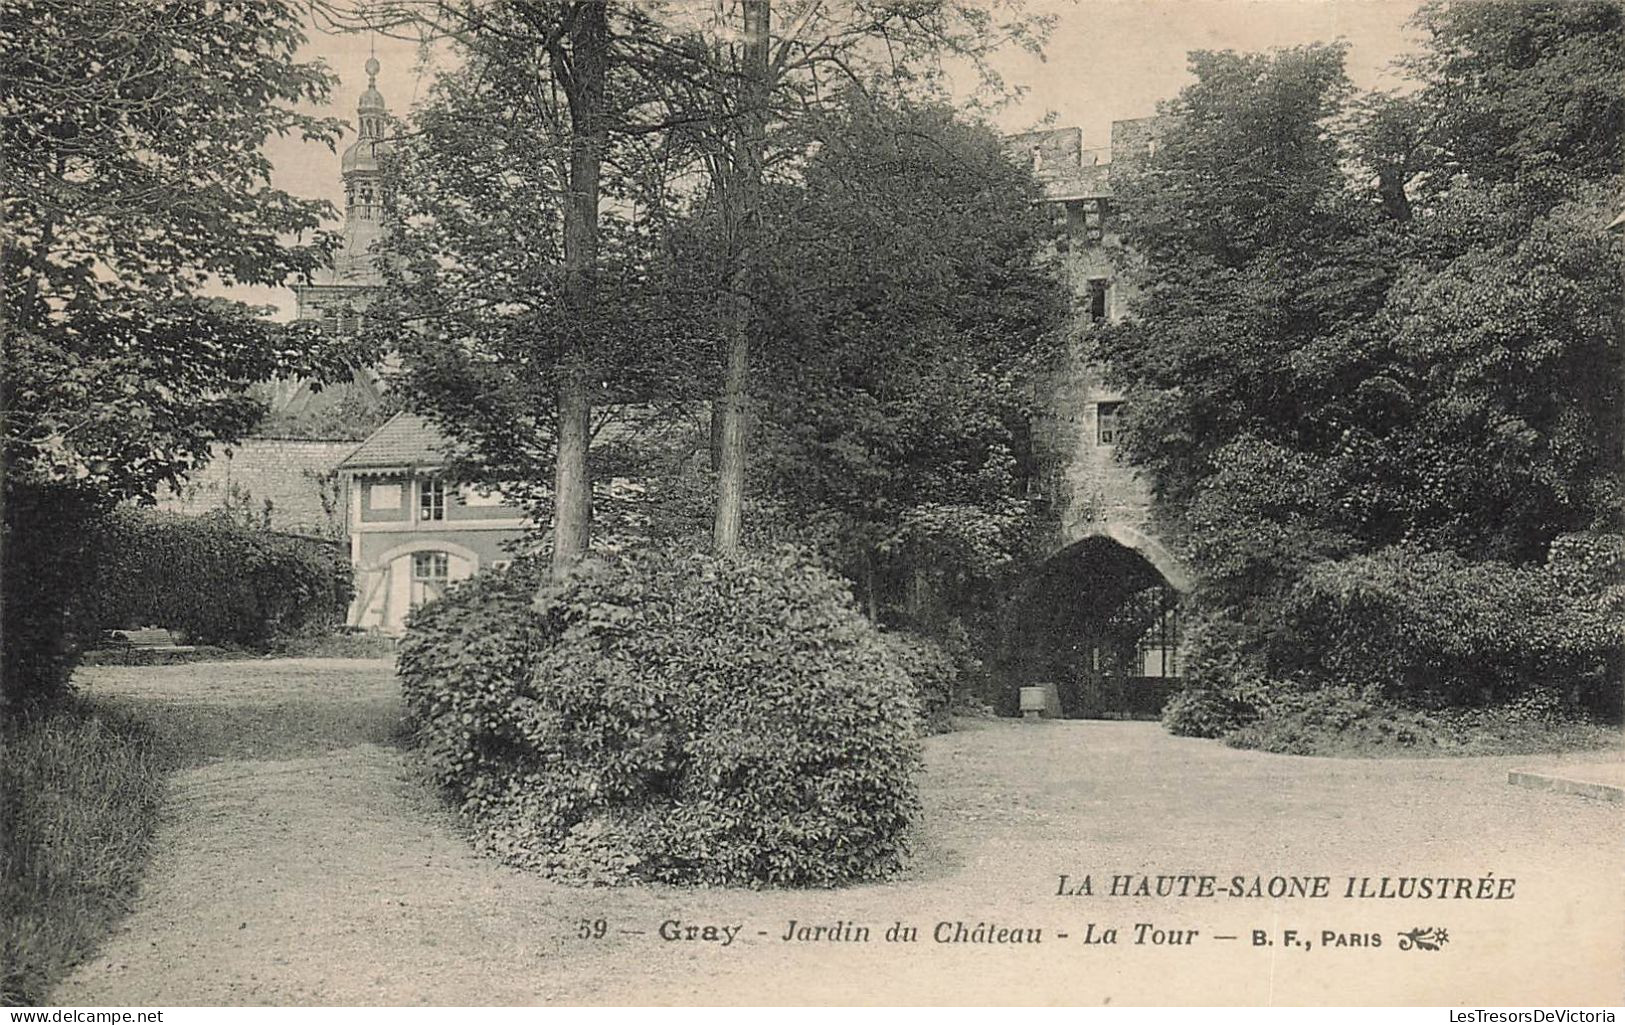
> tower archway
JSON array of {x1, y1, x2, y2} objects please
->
[{"x1": 1000, "y1": 533, "x2": 1184, "y2": 719}]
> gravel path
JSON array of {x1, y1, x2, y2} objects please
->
[{"x1": 54, "y1": 660, "x2": 1624, "y2": 1006}]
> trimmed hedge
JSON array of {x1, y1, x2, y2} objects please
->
[
  {"x1": 1162, "y1": 686, "x2": 1247, "y2": 739},
  {"x1": 2, "y1": 489, "x2": 353, "y2": 717},
  {"x1": 92, "y1": 508, "x2": 353, "y2": 649},
  {"x1": 1222, "y1": 686, "x2": 1619, "y2": 757},
  {"x1": 1278, "y1": 545, "x2": 1618, "y2": 712},
  {"x1": 398, "y1": 546, "x2": 923, "y2": 887},
  {"x1": 1, "y1": 483, "x2": 108, "y2": 716},
  {"x1": 1164, "y1": 537, "x2": 1624, "y2": 742}
]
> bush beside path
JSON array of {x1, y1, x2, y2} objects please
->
[{"x1": 51, "y1": 659, "x2": 1625, "y2": 1006}]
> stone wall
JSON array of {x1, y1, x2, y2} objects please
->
[
  {"x1": 155, "y1": 438, "x2": 357, "y2": 537},
  {"x1": 1033, "y1": 342, "x2": 1152, "y2": 544}
]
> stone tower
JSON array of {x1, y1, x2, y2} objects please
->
[{"x1": 1010, "y1": 119, "x2": 1188, "y2": 590}]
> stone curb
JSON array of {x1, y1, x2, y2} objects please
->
[{"x1": 1507, "y1": 769, "x2": 1625, "y2": 803}]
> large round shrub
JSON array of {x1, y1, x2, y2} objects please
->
[{"x1": 397, "y1": 546, "x2": 923, "y2": 887}]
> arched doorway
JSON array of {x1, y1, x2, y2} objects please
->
[
  {"x1": 350, "y1": 539, "x2": 479, "y2": 634},
  {"x1": 1000, "y1": 535, "x2": 1183, "y2": 719}
]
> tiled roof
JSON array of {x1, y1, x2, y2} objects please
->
[
  {"x1": 337, "y1": 403, "x2": 711, "y2": 474},
  {"x1": 337, "y1": 411, "x2": 447, "y2": 471}
]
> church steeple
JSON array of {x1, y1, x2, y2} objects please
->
[
  {"x1": 340, "y1": 56, "x2": 389, "y2": 226},
  {"x1": 281, "y1": 57, "x2": 395, "y2": 425}
]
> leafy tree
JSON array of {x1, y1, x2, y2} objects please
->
[
  {"x1": 1409, "y1": 0, "x2": 1623, "y2": 199},
  {"x1": 364, "y1": 7, "x2": 713, "y2": 539},
  {"x1": 1101, "y1": 44, "x2": 1393, "y2": 564},
  {"x1": 1100, "y1": 5, "x2": 1622, "y2": 724},
  {"x1": 343, "y1": 0, "x2": 765, "y2": 577},
  {"x1": 749, "y1": 100, "x2": 1068, "y2": 623},
  {"x1": 332, "y1": 0, "x2": 669, "y2": 579},
  {"x1": 635, "y1": 0, "x2": 1054, "y2": 552},
  {"x1": 1, "y1": 0, "x2": 353, "y2": 712},
  {"x1": 348, "y1": 0, "x2": 1054, "y2": 567}
]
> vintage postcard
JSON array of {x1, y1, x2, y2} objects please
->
[{"x1": 5, "y1": 0, "x2": 1621, "y2": 1010}]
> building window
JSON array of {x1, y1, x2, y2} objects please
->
[
  {"x1": 1097, "y1": 401, "x2": 1123, "y2": 446},
  {"x1": 419, "y1": 479, "x2": 446, "y2": 522},
  {"x1": 1081, "y1": 199, "x2": 1105, "y2": 243},
  {"x1": 368, "y1": 483, "x2": 401, "y2": 510},
  {"x1": 410, "y1": 550, "x2": 450, "y2": 607},
  {"x1": 1088, "y1": 278, "x2": 1110, "y2": 323},
  {"x1": 413, "y1": 550, "x2": 448, "y2": 581}
]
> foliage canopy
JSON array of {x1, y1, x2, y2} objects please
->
[
  {"x1": 1098, "y1": 2, "x2": 1623, "y2": 733},
  {"x1": 1, "y1": 0, "x2": 357, "y2": 711}
]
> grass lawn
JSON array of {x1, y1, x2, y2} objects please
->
[
  {"x1": 26, "y1": 658, "x2": 1622, "y2": 1006},
  {"x1": 1227, "y1": 704, "x2": 1625, "y2": 758},
  {"x1": 1, "y1": 701, "x2": 174, "y2": 1005}
]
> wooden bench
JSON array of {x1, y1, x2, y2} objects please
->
[{"x1": 102, "y1": 628, "x2": 195, "y2": 652}]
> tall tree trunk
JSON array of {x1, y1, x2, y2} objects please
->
[
  {"x1": 864, "y1": 550, "x2": 879, "y2": 623},
  {"x1": 551, "y1": 378, "x2": 591, "y2": 578},
  {"x1": 711, "y1": 0, "x2": 769, "y2": 553},
  {"x1": 711, "y1": 288, "x2": 750, "y2": 551},
  {"x1": 549, "y1": 1, "x2": 608, "y2": 581}
]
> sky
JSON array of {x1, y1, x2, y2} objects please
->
[{"x1": 241, "y1": 0, "x2": 1428, "y2": 317}]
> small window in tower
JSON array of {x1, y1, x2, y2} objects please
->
[
  {"x1": 1097, "y1": 401, "x2": 1123, "y2": 446},
  {"x1": 1082, "y1": 199, "x2": 1105, "y2": 243},
  {"x1": 1088, "y1": 279, "x2": 1109, "y2": 323}
]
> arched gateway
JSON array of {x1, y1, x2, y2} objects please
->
[{"x1": 1002, "y1": 531, "x2": 1185, "y2": 720}]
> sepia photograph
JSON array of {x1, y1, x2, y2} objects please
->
[{"x1": 2, "y1": 0, "x2": 1621, "y2": 1010}]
